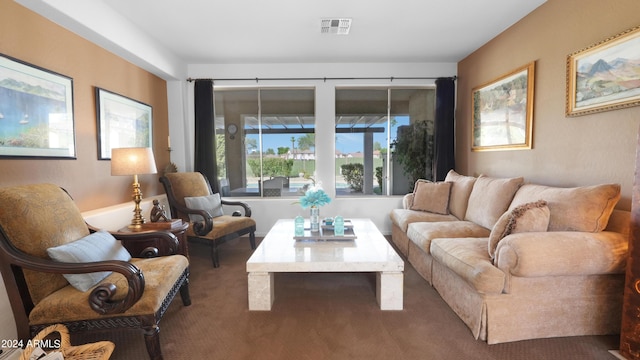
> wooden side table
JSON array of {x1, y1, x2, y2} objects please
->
[{"x1": 118, "y1": 220, "x2": 189, "y2": 259}]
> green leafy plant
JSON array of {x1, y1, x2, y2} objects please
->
[
  {"x1": 375, "y1": 166, "x2": 383, "y2": 192},
  {"x1": 247, "y1": 158, "x2": 293, "y2": 178},
  {"x1": 392, "y1": 120, "x2": 434, "y2": 190},
  {"x1": 341, "y1": 163, "x2": 364, "y2": 192}
]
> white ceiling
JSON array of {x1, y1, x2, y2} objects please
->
[{"x1": 100, "y1": 0, "x2": 546, "y2": 64}]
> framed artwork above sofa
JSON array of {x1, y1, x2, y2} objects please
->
[
  {"x1": 566, "y1": 25, "x2": 640, "y2": 117},
  {"x1": 471, "y1": 61, "x2": 535, "y2": 152}
]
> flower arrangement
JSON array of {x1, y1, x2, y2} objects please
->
[{"x1": 299, "y1": 185, "x2": 331, "y2": 209}]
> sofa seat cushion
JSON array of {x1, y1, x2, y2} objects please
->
[
  {"x1": 509, "y1": 183, "x2": 620, "y2": 232},
  {"x1": 187, "y1": 215, "x2": 256, "y2": 240},
  {"x1": 465, "y1": 175, "x2": 524, "y2": 230},
  {"x1": 444, "y1": 170, "x2": 478, "y2": 220},
  {"x1": 29, "y1": 255, "x2": 189, "y2": 325},
  {"x1": 407, "y1": 221, "x2": 490, "y2": 254},
  {"x1": 431, "y1": 237, "x2": 505, "y2": 294},
  {"x1": 390, "y1": 209, "x2": 458, "y2": 232}
]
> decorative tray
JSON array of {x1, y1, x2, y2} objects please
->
[
  {"x1": 321, "y1": 219, "x2": 354, "y2": 231},
  {"x1": 293, "y1": 226, "x2": 356, "y2": 241}
]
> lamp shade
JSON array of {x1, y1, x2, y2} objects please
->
[{"x1": 111, "y1": 147, "x2": 158, "y2": 176}]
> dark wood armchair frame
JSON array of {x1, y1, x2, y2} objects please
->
[
  {"x1": 160, "y1": 174, "x2": 256, "y2": 267},
  {"x1": 0, "y1": 221, "x2": 191, "y2": 360}
]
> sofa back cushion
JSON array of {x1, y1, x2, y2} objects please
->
[
  {"x1": 464, "y1": 175, "x2": 524, "y2": 229},
  {"x1": 509, "y1": 183, "x2": 621, "y2": 232},
  {"x1": 444, "y1": 170, "x2": 478, "y2": 220}
]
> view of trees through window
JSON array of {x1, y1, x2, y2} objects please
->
[
  {"x1": 335, "y1": 87, "x2": 435, "y2": 196},
  {"x1": 214, "y1": 88, "x2": 316, "y2": 197},
  {"x1": 213, "y1": 86, "x2": 434, "y2": 198}
]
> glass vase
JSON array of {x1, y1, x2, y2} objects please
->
[{"x1": 310, "y1": 206, "x2": 320, "y2": 232}]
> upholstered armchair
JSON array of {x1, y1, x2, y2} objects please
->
[
  {"x1": 160, "y1": 172, "x2": 256, "y2": 267},
  {"x1": 0, "y1": 184, "x2": 191, "y2": 360}
]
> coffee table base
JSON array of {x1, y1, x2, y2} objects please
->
[
  {"x1": 247, "y1": 272, "x2": 275, "y2": 310},
  {"x1": 247, "y1": 271, "x2": 403, "y2": 311}
]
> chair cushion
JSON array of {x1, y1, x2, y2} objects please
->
[
  {"x1": 184, "y1": 193, "x2": 224, "y2": 222},
  {"x1": 187, "y1": 215, "x2": 256, "y2": 240},
  {"x1": 29, "y1": 255, "x2": 189, "y2": 325},
  {"x1": 488, "y1": 200, "x2": 550, "y2": 259},
  {"x1": 444, "y1": 170, "x2": 478, "y2": 220},
  {"x1": 410, "y1": 180, "x2": 452, "y2": 215},
  {"x1": 163, "y1": 172, "x2": 212, "y2": 209},
  {"x1": 508, "y1": 183, "x2": 621, "y2": 232},
  {"x1": 47, "y1": 231, "x2": 132, "y2": 292},
  {"x1": 0, "y1": 183, "x2": 90, "y2": 304},
  {"x1": 464, "y1": 175, "x2": 524, "y2": 230}
]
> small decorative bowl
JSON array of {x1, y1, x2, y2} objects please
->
[{"x1": 323, "y1": 217, "x2": 334, "y2": 225}]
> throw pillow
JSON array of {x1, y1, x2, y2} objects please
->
[
  {"x1": 46, "y1": 231, "x2": 132, "y2": 292},
  {"x1": 410, "y1": 180, "x2": 452, "y2": 215},
  {"x1": 184, "y1": 193, "x2": 224, "y2": 222},
  {"x1": 488, "y1": 200, "x2": 550, "y2": 259}
]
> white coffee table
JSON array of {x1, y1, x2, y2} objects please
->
[{"x1": 246, "y1": 218, "x2": 404, "y2": 310}]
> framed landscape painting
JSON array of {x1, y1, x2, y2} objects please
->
[
  {"x1": 96, "y1": 87, "x2": 152, "y2": 160},
  {"x1": 566, "y1": 25, "x2": 640, "y2": 117},
  {"x1": 0, "y1": 53, "x2": 75, "y2": 159},
  {"x1": 471, "y1": 62, "x2": 535, "y2": 151}
]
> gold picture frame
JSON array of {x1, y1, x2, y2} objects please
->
[
  {"x1": 472, "y1": 62, "x2": 535, "y2": 151},
  {"x1": 566, "y1": 25, "x2": 640, "y2": 117}
]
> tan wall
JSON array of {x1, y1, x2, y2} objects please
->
[
  {"x1": 0, "y1": 0, "x2": 170, "y2": 212},
  {"x1": 457, "y1": 0, "x2": 640, "y2": 210}
]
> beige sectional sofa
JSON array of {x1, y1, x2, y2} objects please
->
[{"x1": 390, "y1": 170, "x2": 629, "y2": 344}]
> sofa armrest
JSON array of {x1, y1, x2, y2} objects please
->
[
  {"x1": 402, "y1": 193, "x2": 414, "y2": 209},
  {"x1": 495, "y1": 231, "x2": 628, "y2": 278}
]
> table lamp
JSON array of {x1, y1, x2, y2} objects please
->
[{"x1": 111, "y1": 147, "x2": 158, "y2": 229}]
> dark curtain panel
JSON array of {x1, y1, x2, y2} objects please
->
[
  {"x1": 433, "y1": 77, "x2": 456, "y2": 181},
  {"x1": 194, "y1": 79, "x2": 219, "y2": 193}
]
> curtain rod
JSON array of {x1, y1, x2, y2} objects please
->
[{"x1": 186, "y1": 76, "x2": 456, "y2": 83}]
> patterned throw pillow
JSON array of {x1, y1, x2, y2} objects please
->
[{"x1": 488, "y1": 200, "x2": 550, "y2": 259}]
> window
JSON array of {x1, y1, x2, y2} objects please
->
[
  {"x1": 335, "y1": 87, "x2": 435, "y2": 196},
  {"x1": 214, "y1": 88, "x2": 315, "y2": 197}
]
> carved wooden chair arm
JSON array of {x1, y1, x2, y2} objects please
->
[
  {"x1": 104, "y1": 227, "x2": 180, "y2": 257},
  {"x1": 0, "y1": 237, "x2": 144, "y2": 315},
  {"x1": 221, "y1": 199, "x2": 252, "y2": 217}
]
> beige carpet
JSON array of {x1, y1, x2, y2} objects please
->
[{"x1": 75, "y1": 237, "x2": 619, "y2": 360}]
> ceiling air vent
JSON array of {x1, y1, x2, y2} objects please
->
[{"x1": 321, "y1": 18, "x2": 352, "y2": 35}]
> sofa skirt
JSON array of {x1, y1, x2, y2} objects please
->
[
  {"x1": 431, "y1": 259, "x2": 625, "y2": 344},
  {"x1": 391, "y1": 223, "x2": 410, "y2": 257},
  {"x1": 407, "y1": 239, "x2": 434, "y2": 286}
]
